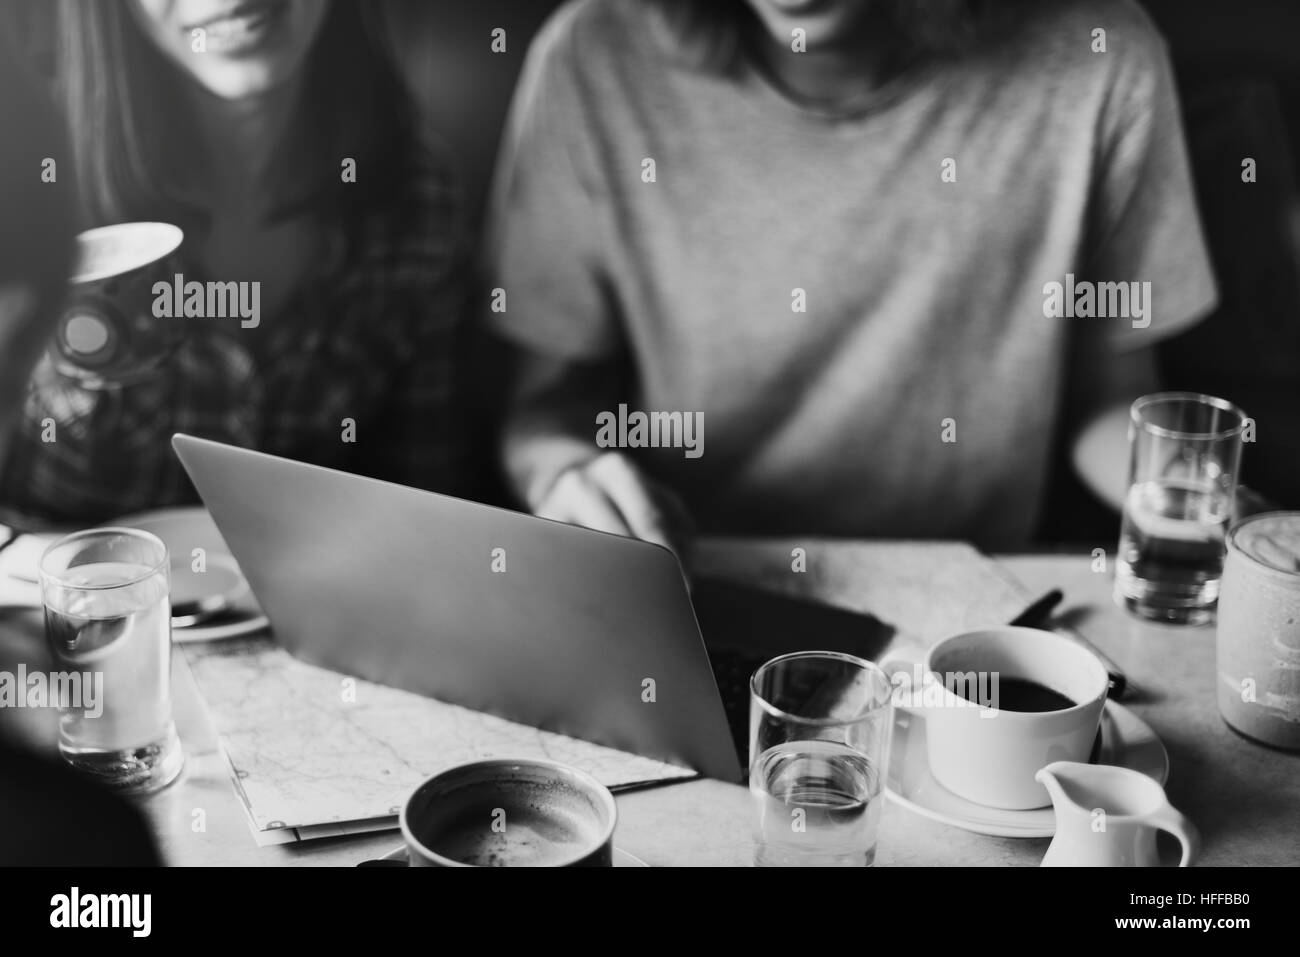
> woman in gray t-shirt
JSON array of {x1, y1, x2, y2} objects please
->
[{"x1": 487, "y1": 0, "x2": 1216, "y2": 551}]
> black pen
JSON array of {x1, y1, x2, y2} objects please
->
[
  {"x1": 1009, "y1": 588, "x2": 1064, "y2": 628},
  {"x1": 1009, "y1": 588, "x2": 1128, "y2": 699}
]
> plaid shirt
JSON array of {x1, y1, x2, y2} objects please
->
[{"x1": 0, "y1": 169, "x2": 468, "y2": 527}]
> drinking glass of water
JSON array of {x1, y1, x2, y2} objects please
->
[
  {"x1": 39, "y1": 528, "x2": 183, "y2": 792},
  {"x1": 1115, "y1": 392, "x2": 1247, "y2": 626},
  {"x1": 749, "y1": 651, "x2": 892, "y2": 867}
]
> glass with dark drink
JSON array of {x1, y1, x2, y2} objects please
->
[{"x1": 1115, "y1": 392, "x2": 1246, "y2": 625}]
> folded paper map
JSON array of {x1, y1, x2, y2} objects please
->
[{"x1": 183, "y1": 636, "x2": 695, "y2": 840}]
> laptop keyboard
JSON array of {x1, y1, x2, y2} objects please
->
[
  {"x1": 705, "y1": 644, "x2": 768, "y2": 767},
  {"x1": 690, "y1": 576, "x2": 896, "y2": 779}
]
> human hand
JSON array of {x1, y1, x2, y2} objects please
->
[{"x1": 534, "y1": 451, "x2": 694, "y2": 556}]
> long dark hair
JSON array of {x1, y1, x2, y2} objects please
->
[
  {"x1": 54, "y1": 0, "x2": 431, "y2": 245},
  {"x1": 647, "y1": 0, "x2": 1025, "y2": 73},
  {"x1": 0, "y1": 27, "x2": 76, "y2": 378}
]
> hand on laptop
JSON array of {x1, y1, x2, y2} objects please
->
[{"x1": 536, "y1": 452, "x2": 693, "y2": 556}]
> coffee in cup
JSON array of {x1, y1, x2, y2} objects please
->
[
  {"x1": 922, "y1": 627, "x2": 1110, "y2": 810},
  {"x1": 400, "y1": 759, "x2": 617, "y2": 867}
]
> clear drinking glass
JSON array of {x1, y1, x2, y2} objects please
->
[
  {"x1": 749, "y1": 651, "x2": 892, "y2": 867},
  {"x1": 39, "y1": 528, "x2": 183, "y2": 792},
  {"x1": 1115, "y1": 392, "x2": 1246, "y2": 625}
]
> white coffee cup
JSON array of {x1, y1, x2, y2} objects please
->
[{"x1": 923, "y1": 627, "x2": 1109, "y2": 810}]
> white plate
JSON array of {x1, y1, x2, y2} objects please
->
[
  {"x1": 885, "y1": 699, "x2": 1168, "y2": 838},
  {"x1": 113, "y1": 507, "x2": 269, "y2": 643},
  {"x1": 379, "y1": 844, "x2": 649, "y2": 867}
]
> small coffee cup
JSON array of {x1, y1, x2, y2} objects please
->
[
  {"x1": 57, "y1": 222, "x2": 184, "y2": 385},
  {"x1": 400, "y1": 759, "x2": 617, "y2": 867},
  {"x1": 923, "y1": 627, "x2": 1109, "y2": 810}
]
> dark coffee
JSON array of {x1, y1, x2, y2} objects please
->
[
  {"x1": 414, "y1": 778, "x2": 609, "y2": 867},
  {"x1": 989, "y1": 677, "x2": 1075, "y2": 713}
]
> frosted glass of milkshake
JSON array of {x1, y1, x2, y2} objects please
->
[{"x1": 1217, "y1": 512, "x2": 1300, "y2": 749}]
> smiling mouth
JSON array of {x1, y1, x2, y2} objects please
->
[{"x1": 184, "y1": 1, "x2": 289, "y2": 55}]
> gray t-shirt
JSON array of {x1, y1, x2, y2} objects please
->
[{"x1": 487, "y1": 0, "x2": 1217, "y2": 549}]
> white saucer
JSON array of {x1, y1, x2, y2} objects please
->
[
  {"x1": 113, "y1": 507, "x2": 269, "y2": 642},
  {"x1": 885, "y1": 699, "x2": 1168, "y2": 838},
  {"x1": 380, "y1": 844, "x2": 649, "y2": 867}
]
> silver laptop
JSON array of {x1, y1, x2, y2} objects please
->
[{"x1": 171, "y1": 434, "x2": 744, "y2": 783}]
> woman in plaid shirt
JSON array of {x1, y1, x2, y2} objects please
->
[{"x1": 1, "y1": 0, "x2": 468, "y2": 526}]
